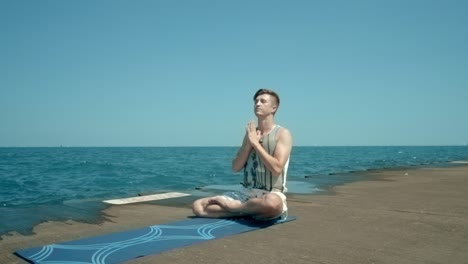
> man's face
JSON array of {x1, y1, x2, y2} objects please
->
[{"x1": 254, "y1": 94, "x2": 277, "y2": 116}]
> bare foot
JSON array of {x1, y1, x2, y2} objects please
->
[{"x1": 207, "y1": 196, "x2": 242, "y2": 212}]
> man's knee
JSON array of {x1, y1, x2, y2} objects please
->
[{"x1": 261, "y1": 193, "x2": 283, "y2": 217}]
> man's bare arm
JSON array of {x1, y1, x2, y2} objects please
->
[{"x1": 232, "y1": 134, "x2": 252, "y2": 172}]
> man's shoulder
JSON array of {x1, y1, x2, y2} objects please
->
[
  {"x1": 275, "y1": 125, "x2": 292, "y2": 141},
  {"x1": 277, "y1": 125, "x2": 291, "y2": 135}
]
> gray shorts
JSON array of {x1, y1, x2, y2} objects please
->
[{"x1": 221, "y1": 187, "x2": 288, "y2": 221}]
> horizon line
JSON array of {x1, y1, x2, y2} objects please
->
[{"x1": 1, "y1": 144, "x2": 467, "y2": 148}]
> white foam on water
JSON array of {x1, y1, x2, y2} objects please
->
[
  {"x1": 286, "y1": 181, "x2": 321, "y2": 194},
  {"x1": 103, "y1": 192, "x2": 191, "y2": 205}
]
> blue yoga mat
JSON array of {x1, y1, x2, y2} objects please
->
[{"x1": 15, "y1": 216, "x2": 296, "y2": 264}]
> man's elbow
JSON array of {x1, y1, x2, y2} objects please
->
[
  {"x1": 232, "y1": 161, "x2": 243, "y2": 172},
  {"x1": 271, "y1": 164, "x2": 283, "y2": 177},
  {"x1": 232, "y1": 165, "x2": 242, "y2": 173},
  {"x1": 271, "y1": 167, "x2": 283, "y2": 177}
]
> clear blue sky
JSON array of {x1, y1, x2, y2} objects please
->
[{"x1": 1, "y1": 0, "x2": 467, "y2": 147}]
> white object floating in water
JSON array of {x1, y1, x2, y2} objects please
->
[{"x1": 103, "y1": 192, "x2": 191, "y2": 205}]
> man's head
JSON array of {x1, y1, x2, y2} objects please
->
[{"x1": 253, "y1": 89, "x2": 280, "y2": 116}]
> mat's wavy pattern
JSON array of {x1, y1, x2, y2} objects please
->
[{"x1": 16, "y1": 217, "x2": 294, "y2": 264}]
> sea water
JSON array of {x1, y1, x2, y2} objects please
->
[{"x1": 1, "y1": 146, "x2": 467, "y2": 236}]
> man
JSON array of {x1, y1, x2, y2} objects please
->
[{"x1": 192, "y1": 89, "x2": 293, "y2": 220}]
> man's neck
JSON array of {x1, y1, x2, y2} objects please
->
[{"x1": 257, "y1": 116, "x2": 276, "y2": 135}]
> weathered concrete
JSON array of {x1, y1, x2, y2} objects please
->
[{"x1": 2, "y1": 165, "x2": 467, "y2": 264}]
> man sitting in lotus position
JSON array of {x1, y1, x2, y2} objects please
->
[{"x1": 192, "y1": 89, "x2": 292, "y2": 220}]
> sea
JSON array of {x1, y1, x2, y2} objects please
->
[{"x1": 1, "y1": 146, "x2": 468, "y2": 236}]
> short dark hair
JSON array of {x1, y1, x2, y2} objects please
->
[{"x1": 253, "y1": 89, "x2": 280, "y2": 108}]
